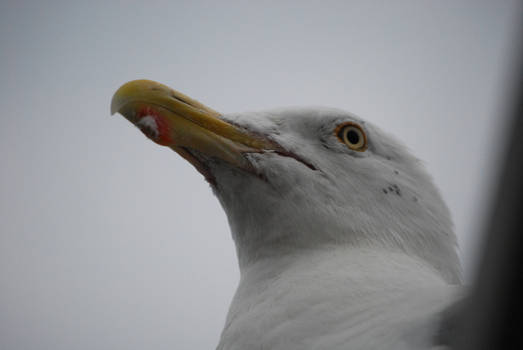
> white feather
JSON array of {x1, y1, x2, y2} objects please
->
[{"x1": 202, "y1": 108, "x2": 462, "y2": 349}]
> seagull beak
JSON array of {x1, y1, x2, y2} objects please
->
[{"x1": 111, "y1": 79, "x2": 277, "y2": 183}]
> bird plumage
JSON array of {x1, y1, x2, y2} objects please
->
[
  {"x1": 211, "y1": 108, "x2": 463, "y2": 349},
  {"x1": 112, "y1": 82, "x2": 463, "y2": 349}
]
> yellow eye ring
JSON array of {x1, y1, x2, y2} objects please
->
[{"x1": 335, "y1": 122, "x2": 367, "y2": 151}]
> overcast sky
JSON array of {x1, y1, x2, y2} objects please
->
[{"x1": 0, "y1": 1, "x2": 521, "y2": 349}]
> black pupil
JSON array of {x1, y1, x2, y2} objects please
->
[{"x1": 346, "y1": 129, "x2": 360, "y2": 144}]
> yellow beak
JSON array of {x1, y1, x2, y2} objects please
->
[{"x1": 111, "y1": 80, "x2": 278, "y2": 181}]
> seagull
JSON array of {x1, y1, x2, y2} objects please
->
[{"x1": 111, "y1": 80, "x2": 463, "y2": 350}]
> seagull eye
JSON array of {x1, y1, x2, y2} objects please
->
[{"x1": 335, "y1": 123, "x2": 367, "y2": 151}]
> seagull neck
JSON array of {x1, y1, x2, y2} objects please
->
[
  {"x1": 236, "y1": 245, "x2": 447, "y2": 292},
  {"x1": 221, "y1": 245, "x2": 455, "y2": 350}
]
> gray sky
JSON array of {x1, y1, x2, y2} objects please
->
[{"x1": 1, "y1": 1, "x2": 521, "y2": 349}]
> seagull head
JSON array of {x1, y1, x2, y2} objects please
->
[{"x1": 111, "y1": 80, "x2": 461, "y2": 284}]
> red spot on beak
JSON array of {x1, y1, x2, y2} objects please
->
[{"x1": 136, "y1": 107, "x2": 172, "y2": 146}]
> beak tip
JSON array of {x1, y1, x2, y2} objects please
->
[
  {"x1": 110, "y1": 87, "x2": 123, "y2": 116},
  {"x1": 110, "y1": 79, "x2": 160, "y2": 116},
  {"x1": 110, "y1": 101, "x2": 119, "y2": 116}
]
